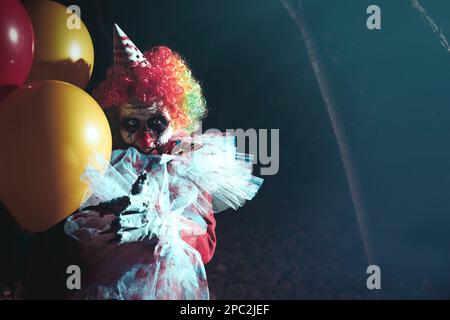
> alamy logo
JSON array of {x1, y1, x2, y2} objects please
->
[
  {"x1": 66, "y1": 5, "x2": 81, "y2": 30},
  {"x1": 367, "y1": 5, "x2": 381, "y2": 30},
  {"x1": 66, "y1": 265, "x2": 81, "y2": 290},
  {"x1": 195, "y1": 122, "x2": 280, "y2": 176},
  {"x1": 366, "y1": 265, "x2": 381, "y2": 290}
]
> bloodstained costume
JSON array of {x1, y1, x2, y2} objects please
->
[{"x1": 45, "y1": 24, "x2": 262, "y2": 300}]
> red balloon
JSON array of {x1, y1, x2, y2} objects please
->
[{"x1": 0, "y1": 0, "x2": 34, "y2": 100}]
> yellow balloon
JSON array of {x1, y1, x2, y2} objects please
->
[
  {"x1": 0, "y1": 80, "x2": 111, "y2": 232},
  {"x1": 24, "y1": 0, "x2": 95, "y2": 89}
]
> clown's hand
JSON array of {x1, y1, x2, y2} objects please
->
[
  {"x1": 81, "y1": 196, "x2": 131, "y2": 217},
  {"x1": 115, "y1": 209, "x2": 153, "y2": 244},
  {"x1": 83, "y1": 172, "x2": 156, "y2": 244},
  {"x1": 80, "y1": 172, "x2": 148, "y2": 215},
  {"x1": 113, "y1": 172, "x2": 157, "y2": 244},
  {"x1": 99, "y1": 208, "x2": 154, "y2": 245}
]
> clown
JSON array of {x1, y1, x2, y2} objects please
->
[{"x1": 62, "y1": 24, "x2": 263, "y2": 300}]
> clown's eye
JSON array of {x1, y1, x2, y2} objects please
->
[
  {"x1": 147, "y1": 116, "x2": 168, "y2": 132},
  {"x1": 121, "y1": 117, "x2": 140, "y2": 134},
  {"x1": 128, "y1": 119, "x2": 138, "y2": 126}
]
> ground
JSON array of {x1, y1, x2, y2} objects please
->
[{"x1": 206, "y1": 180, "x2": 375, "y2": 299}]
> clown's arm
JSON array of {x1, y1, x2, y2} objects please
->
[
  {"x1": 81, "y1": 174, "x2": 217, "y2": 265},
  {"x1": 118, "y1": 199, "x2": 217, "y2": 264},
  {"x1": 179, "y1": 192, "x2": 217, "y2": 265}
]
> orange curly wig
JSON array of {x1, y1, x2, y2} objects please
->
[{"x1": 93, "y1": 46, "x2": 207, "y2": 132}]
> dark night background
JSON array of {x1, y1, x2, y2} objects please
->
[{"x1": 2, "y1": 0, "x2": 450, "y2": 299}]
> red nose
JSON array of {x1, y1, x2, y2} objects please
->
[{"x1": 137, "y1": 132, "x2": 154, "y2": 150}]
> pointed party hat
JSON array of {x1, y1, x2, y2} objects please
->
[{"x1": 113, "y1": 23, "x2": 149, "y2": 70}]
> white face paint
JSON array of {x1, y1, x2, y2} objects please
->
[{"x1": 118, "y1": 102, "x2": 174, "y2": 155}]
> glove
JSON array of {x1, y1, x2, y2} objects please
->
[{"x1": 81, "y1": 172, "x2": 155, "y2": 244}]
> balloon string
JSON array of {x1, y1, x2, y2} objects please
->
[
  {"x1": 280, "y1": 0, "x2": 375, "y2": 265},
  {"x1": 410, "y1": 0, "x2": 450, "y2": 54}
]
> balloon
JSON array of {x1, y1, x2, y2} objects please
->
[
  {"x1": 24, "y1": 0, "x2": 94, "y2": 89},
  {"x1": 0, "y1": 80, "x2": 112, "y2": 232},
  {"x1": 0, "y1": 0, "x2": 34, "y2": 100}
]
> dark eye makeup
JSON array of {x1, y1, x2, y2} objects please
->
[
  {"x1": 120, "y1": 117, "x2": 141, "y2": 134},
  {"x1": 120, "y1": 115, "x2": 168, "y2": 134},
  {"x1": 146, "y1": 116, "x2": 168, "y2": 132}
]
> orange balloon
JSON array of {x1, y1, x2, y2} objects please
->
[
  {"x1": 24, "y1": 0, "x2": 94, "y2": 89},
  {"x1": 0, "y1": 80, "x2": 111, "y2": 232}
]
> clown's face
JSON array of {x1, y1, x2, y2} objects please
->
[{"x1": 118, "y1": 103, "x2": 174, "y2": 155}]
